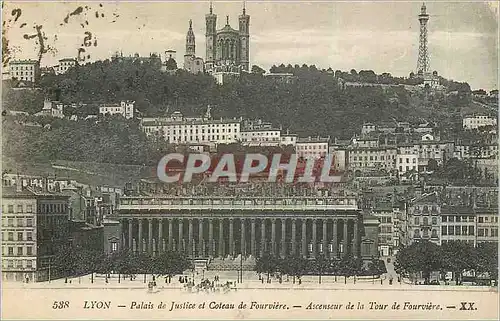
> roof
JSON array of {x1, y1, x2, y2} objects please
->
[
  {"x1": 297, "y1": 137, "x2": 329, "y2": 144},
  {"x1": 415, "y1": 192, "x2": 438, "y2": 204},
  {"x1": 441, "y1": 206, "x2": 474, "y2": 214},
  {"x1": 2, "y1": 186, "x2": 70, "y2": 199},
  {"x1": 9, "y1": 60, "x2": 38, "y2": 65},
  {"x1": 241, "y1": 128, "x2": 281, "y2": 133},
  {"x1": 59, "y1": 58, "x2": 77, "y2": 62},
  {"x1": 218, "y1": 25, "x2": 239, "y2": 33},
  {"x1": 142, "y1": 118, "x2": 241, "y2": 126}
]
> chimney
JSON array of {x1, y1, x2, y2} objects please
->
[{"x1": 15, "y1": 176, "x2": 22, "y2": 192}]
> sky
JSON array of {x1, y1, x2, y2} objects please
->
[{"x1": 3, "y1": 1, "x2": 499, "y2": 90}]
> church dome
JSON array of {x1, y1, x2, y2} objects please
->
[{"x1": 217, "y1": 24, "x2": 238, "y2": 34}]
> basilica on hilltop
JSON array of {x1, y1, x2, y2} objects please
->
[{"x1": 183, "y1": 1, "x2": 250, "y2": 76}]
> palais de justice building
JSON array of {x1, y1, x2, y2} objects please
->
[{"x1": 117, "y1": 195, "x2": 379, "y2": 261}]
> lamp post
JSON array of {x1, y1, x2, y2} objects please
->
[{"x1": 48, "y1": 258, "x2": 51, "y2": 283}]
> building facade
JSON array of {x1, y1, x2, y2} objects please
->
[
  {"x1": 462, "y1": 115, "x2": 497, "y2": 130},
  {"x1": 296, "y1": 137, "x2": 330, "y2": 160},
  {"x1": 55, "y1": 58, "x2": 78, "y2": 74},
  {"x1": 205, "y1": 3, "x2": 250, "y2": 72},
  {"x1": 141, "y1": 111, "x2": 241, "y2": 146},
  {"x1": 2, "y1": 184, "x2": 70, "y2": 282},
  {"x1": 99, "y1": 100, "x2": 135, "y2": 119},
  {"x1": 117, "y1": 195, "x2": 379, "y2": 260},
  {"x1": 9, "y1": 59, "x2": 40, "y2": 83},
  {"x1": 407, "y1": 193, "x2": 441, "y2": 245}
]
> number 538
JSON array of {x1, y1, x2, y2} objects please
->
[{"x1": 52, "y1": 301, "x2": 70, "y2": 309}]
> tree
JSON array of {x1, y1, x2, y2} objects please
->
[
  {"x1": 151, "y1": 251, "x2": 192, "y2": 279},
  {"x1": 282, "y1": 255, "x2": 308, "y2": 284},
  {"x1": 394, "y1": 241, "x2": 442, "y2": 284},
  {"x1": 313, "y1": 254, "x2": 330, "y2": 284},
  {"x1": 251, "y1": 65, "x2": 265, "y2": 75},
  {"x1": 339, "y1": 254, "x2": 359, "y2": 284},
  {"x1": 441, "y1": 241, "x2": 475, "y2": 285},
  {"x1": 367, "y1": 256, "x2": 383, "y2": 283},
  {"x1": 255, "y1": 253, "x2": 279, "y2": 283},
  {"x1": 475, "y1": 242, "x2": 498, "y2": 284}
]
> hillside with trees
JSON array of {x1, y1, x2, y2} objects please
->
[
  {"x1": 4, "y1": 59, "x2": 473, "y2": 139},
  {"x1": 2, "y1": 59, "x2": 476, "y2": 166}
]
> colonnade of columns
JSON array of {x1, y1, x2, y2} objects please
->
[{"x1": 123, "y1": 217, "x2": 361, "y2": 258}]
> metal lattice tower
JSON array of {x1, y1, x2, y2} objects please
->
[{"x1": 416, "y1": 2, "x2": 430, "y2": 75}]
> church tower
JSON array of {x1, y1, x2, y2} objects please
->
[
  {"x1": 185, "y1": 19, "x2": 196, "y2": 56},
  {"x1": 205, "y1": 1, "x2": 217, "y2": 70},
  {"x1": 238, "y1": 1, "x2": 250, "y2": 71}
]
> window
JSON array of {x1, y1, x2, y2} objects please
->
[
  {"x1": 455, "y1": 226, "x2": 461, "y2": 236},
  {"x1": 111, "y1": 242, "x2": 118, "y2": 252},
  {"x1": 468, "y1": 226, "x2": 474, "y2": 236},
  {"x1": 449, "y1": 227, "x2": 455, "y2": 235},
  {"x1": 414, "y1": 217, "x2": 419, "y2": 225},
  {"x1": 17, "y1": 247, "x2": 23, "y2": 256},
  {"x1": 442, "y1": 226, "x2": 447, "y2": 235},
  {"x1": 27, "y1": 260, "x2": 32, "y2": 268},
  {"x1": 423, "y1": 217, "x2": 429, "y2": 225},
  {"x1": 8, "y1": 232, "x2": 13, "y2": 241},
  {"x1": 26, "y1": 205, "x2": 32, "y2": 213},
  {"x1": 8, "y1": 247, "x2": 14, "y2": 255},
  {"x1": 8, "y1": 218, "x2": 13, "y2": 226},
  {"x1": 27, "y1": 232, "x2": 32, "y2": 241},
  {"x1": 432, "y1": 217, "x2": 437, "y2": 225},
  {"x1": 17, "y1": 232, "x2": 23, "y2": 241},
  {"x1": 26, "y1": 247, "x2": 32, "y2": 255},
  {"x1": 414, "y1": 229, "x2": 420, "y2": 237},
  {"x1": 478, "y1": 228, "x2": 484, "y2": 237},
  {"x1": 448, "y1": 216, "x2": 454, "y2": 223},
  {"x1": 431, "y1": 229, "x2": 437, "y2": 238},
  {"x1": 17, "y1": 205, "x2": 23, "y2": 213},
  {"x1": 17, "y1": 218, "x2": 23, "y2": 227},
  {"x1": 27, "y1": 218, "x2": 33, "y2": 227},
  {"x1": 8, "y1": 205, "x2": 13, "y2": 213},
  {"x1": 442, "y1": 216, "x2": 448, "y2": 222}
]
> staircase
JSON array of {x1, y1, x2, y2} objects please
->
[{"x1": 207, "y1": 255, "x2": 256, "y2": 271}]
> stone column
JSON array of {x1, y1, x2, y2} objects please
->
[
  {"x1": 178, "y1": 219, "x2": 184, "y2": 253},
  {"x1": 332, "y1": 219, "x2": 338, "y2": 258},
  {"x1": 208, "y1": 219, "x2": 214, "y2": 257},
  {"x1": 251, "y1": 219, "x2": 256, "y2": 256},
  {"x1": 158, "y1": 219, "x2": 163, "y2": 253},
  {"x1": 128, "y1": 219, "x2": 133, "y2": 251},
  {"x1": 138, "y1": 219, "x2": 143, "y2": 252},
  {"x1": 291, "y1": 219, "x2": 297, "y2": 256},
  {"x1": 301, "y1": 219, "x2": 307, "y2": 258},
  {"x1": 218, "y1": 219, "x2": 224, "y2": 258},
  {"x1": 260, "y1": 219, "x2": 266, "y2": 256},
  {"x1": 312, "y1": 219, "x2": 317, "y2": 258},
  {"x1": 281, "y1": 219, "x2": 286, "y2": 258},
  {"x1": 343, "y1": 219, "x2": 348, "y2": 257},
  {"x1": 198, "y1": 219, "x2": 204, "y2": 257},
  {"x1": 188, "y1": 219, "x2": 194, "y2": 257},
  {"x1": 241, "y1": 219, "x2": 246, "y2": 256},
  {"x1": 271, "y1": 219, "x2": 276, "y2": 255},
  {"x1": 148, "y1": 219, "x2": 153, "y2": 254},
  {"x1": 229, "y1": 219, "x2": 234, "y2": 256},
  {"x1": 353, "y1": 218, "x2": 359, "y2": 258},
  {"x1": 322, "y1": 219, "x2": 327, "y2": 256},
  {"x1": 168, "y1": 219, "x2": 173, "y2": 251}
]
